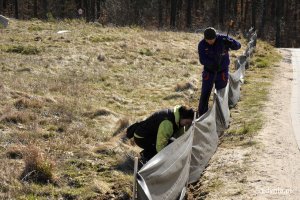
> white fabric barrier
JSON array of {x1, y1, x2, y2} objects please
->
[
  {"x1": 215, "y1": 83, "x2": 230, "y2": 135},
  {"x1": 228, "y1": 61, "x2": 245, "y2": 108},
  {"x1": 137, "y1": 125, "x2": 194, "y2": 200}
]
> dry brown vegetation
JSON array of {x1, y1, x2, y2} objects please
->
[
  {"x1": 20, "y1": 146, "x2": 56, "y2": 184},
  {"x1": 0, "y1": 19, "x2": 280, "y2": 199},
  {"x1": 0, "y1": 18, "x2": 204, "y2": 199}
]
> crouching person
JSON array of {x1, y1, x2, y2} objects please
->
[{"x1": 126, "y1": 105, "x2": 194, "y2": 163}]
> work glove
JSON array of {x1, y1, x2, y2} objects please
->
[{"x1": 223, "y1": 37, "x2": 233, "y2": 47}]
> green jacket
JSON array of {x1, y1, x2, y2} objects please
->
[
  {"x1": 134, "y1": 105, "x2": 185, "y2": 152},
  {"x1": 156, "y1": 105, "x2": 185, "y2": 151}
]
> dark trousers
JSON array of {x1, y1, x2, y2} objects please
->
[
  {"x1": 198, "y1": 70, "x2": 228, "y2": 116},
  {"x1": 134, "y1": 137, "x2": 157, "y2": 162}
]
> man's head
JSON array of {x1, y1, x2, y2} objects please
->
[
  {"x1": 179, "y1": 106, "x2": 194, "y2": 127},
  {"x1": 204, "y1": 27, "x2": 217, "y2": 45}
]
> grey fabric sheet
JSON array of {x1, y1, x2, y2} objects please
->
[
  {"x1": 137, "y1": 175, "x2": 152, "y2": 200},
  {"x1": 235, "y1": 55, "x2": 249, "y2": 70},
  {"x1": 228, "y1": 63, "x2": 244, "y2": 108},
  {"x1": 215, "y1": 83, "x2": 230, "y2": 135},
  {"x1": 0, "y1": 15, "x2": 9, "y2": 28},
  {"x1": 248, "y1": 40, "x2": 256, "y2": 48},
  {"x1": 237, "y1": 58, "x2": 246, "y2": 81},
  {"x1": 188, "y1": 100, "x2": 219, "y2": 184},
  {"x1": 244, "y1": 46, "x2": 253, "y2": 57},
  {"x1": 246, "y1": 27, "x2": 255, "y2": 41},
  {"x1": 137, "y1": 126, "x2": 194, "y2": 200},
  {"x1": 250, "y1": 32, "x2": 257, "y2": 46}
]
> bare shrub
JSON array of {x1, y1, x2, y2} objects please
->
[
  {"x1": 20, "y1": 146, "x2": 55, "y2": 184},
  {"x1": 175, "y1": 81, "x2": 197, "y2": 92},
  {"x1": 5, "y1": 45, "x2": 40, "y2": 55},
  {"x1": 0, "y1": 111, "x2": 36, "y2": 124},
  {"x1": 84, "y1": 108, "x2": 115, "y2": 119},
  {"x1": 14, "y1": 97, "x2": 43, "y2": 110},
  {"x1": 163, "y1": 93, "x2": 185, "y2": 100},
  {"x1": 6, "y1": 146, "x2": 23, "y2": 159},
  {"x1": 91, "y1": 179, "x2": 112, "y2": 194},
  {"x1": 112, "y1": 118, "x2": 129, "y2": 136},
  {"x1": 114, "y1": 154, "x2": 134, "y2": 173},
  {"x1": 10, "y1": 91, "x2": 31, "y2": 99},
  {"x1": 94, "y1": 142, "x2": 116, "y2": 155}
]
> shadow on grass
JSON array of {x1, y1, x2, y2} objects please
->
[{"x1": 113, "y1": 155, "x2": 135, "y2": 174}]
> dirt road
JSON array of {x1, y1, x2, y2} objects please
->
[{"x1": 247, "y1": 49, "x2": 300, "y2": 199}]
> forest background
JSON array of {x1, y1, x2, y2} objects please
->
[{"x1": 1, "y1": 0, "x2": 300, "y2": 47}]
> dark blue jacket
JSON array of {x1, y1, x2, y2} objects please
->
[{"x1": 198, "y1": 34, "x2": 241, "y2": 72}]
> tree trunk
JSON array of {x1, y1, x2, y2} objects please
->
[
  {"x1": 244, "y1": 0, "x2": 249, "y2": 28},
  {"x1": 177, "y1": 0, "x2": 183, "y2": 28},
  {"x1": 275, "y1": 0, "x2": 280, "y2": 47},
  {"x1": 96, "y1": 0, "x2": 100, "y2": 20},
  {"x1": 84, "y1": 0, "x2": 89, "y2": 22},
  {"x1": 258, "y1": 0, "x2": 266, "y2": 38},
  {"x1": 236, "y1": 0, "x2": 241, "y2": 29},
  {"x1": 275, "y1": 0, "x2": 284, "y2": 47},
  {"x1": 158, "y1": 0, "x2": 163, "y2": 28},
  {"x1": 60, "y1": 0, "x2": 65, "y2": 18},
  {"x1": 33, "y1": 0, "x2": 38, "y2": 18},
  {"x1": 214, "y1": 0, "x2": 219, "y2": 27},
  {"x1": 170, "y1": 0, "x2": 177, "y2": 28},
  {"x1": 0, "y1": 0, "x2": 3, "y2": 14},
  {"x1": 194, "y1": 0, "x2": 199, "y2": 11},
  {"x1": 75, "y1": 0, "x2": 82, "y2": 8},
  {"x1": 91, "y1": 0, "x2": 95, "y2": 22},
  {"x1": 233, "y1": 0, "x2": 237, "y2": 17},
  {"x1": 177, "y1": 0, "x2": 183, "y2": 24},
  {"x1": 240, "y1": 0, "x2": 244, "y2": 26},
  {"x1": 42, "y1": 0, "x2": 48, "y2": 19},
  {"x1": 14, "y1": 0, "x2": 18, "y2": 19},
  {"x1": 251, "y1": 0, "x2": 257, "y2": 29},
  {"x1": 219, "y1": 0, "x2": 225, "y2": 29},
  {"x1": 186, "y1": 0, "x2": 193, "y2": 28},
  {"x1": 134, "y1": 0, "x2": 139, "y2": 24}
]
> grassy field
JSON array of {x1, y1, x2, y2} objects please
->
[{"x1": 0, "y1": 19, "x2": 280, "y2": 199}]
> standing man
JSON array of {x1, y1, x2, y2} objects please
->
[
  {"x1": 198, "y1": 27, "x2": 241, "y2": 116},
  {"x1": 126, "y1": 105, "x2": 194, "y2": 162}
]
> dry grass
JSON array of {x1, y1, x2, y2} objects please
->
[
  {"x1": 175, "y1": 81, "x2": 197, "y2": 92},
  {"x1": 0, "y1": 110, "x2": 36, "y2": 124},
  {"x1": 0, "y1": 18, "x2": 271, "y2": 199},
  {"x1": 83, "y1": 108, "x2": 116, "y2": 119},
  {"x1": 112, "y1": 117, "x2": 129, "y2": 136},
  {"x1": 20, "y1": 146, "x2": 56, "y2": 184},
  {"x1": 6, "y1": 146, "x2": 24, "y2": 159},
  {"x1": 0, "y1": 18, "x2": 202, "y2": 199},
  {"x1": 14, "y1": 97, "x2": 43, "y2": 110}
]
